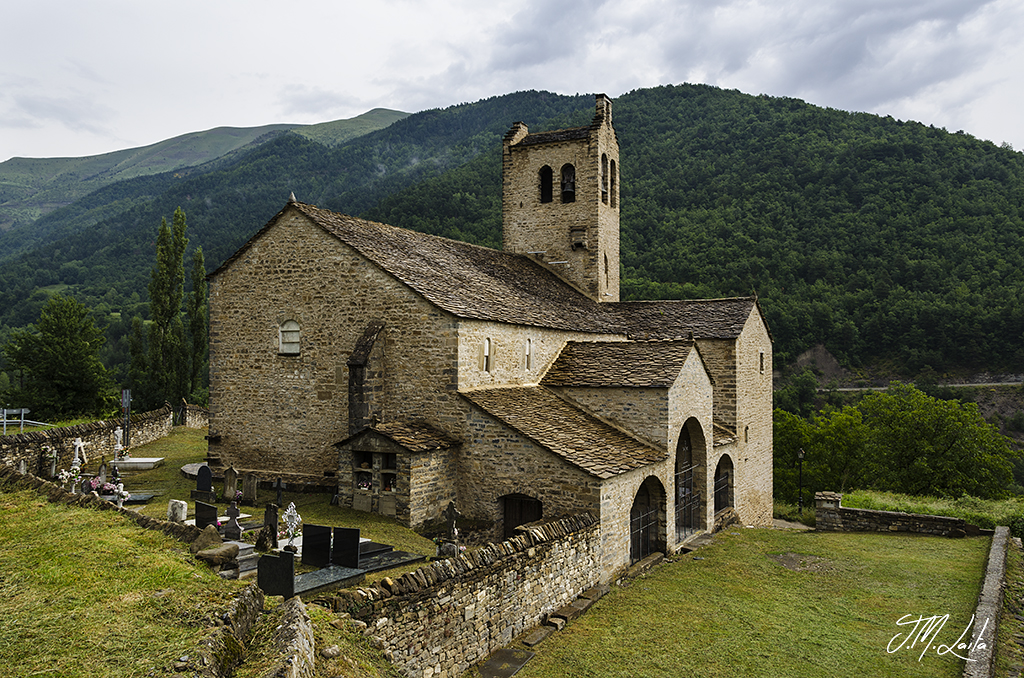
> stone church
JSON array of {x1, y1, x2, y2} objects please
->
[{"x1": 207, "y1": 95, "x2": 773, "y2": 580}]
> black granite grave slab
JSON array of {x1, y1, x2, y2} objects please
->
[
  {"x1": 302, "y1": 524, "x2": 332, "y2": 568},
  {"x1": 195, "y1": 501, "x2": 218, "y2": 530},
  {"x1": 358, "y1": 549, "x2": 425, "y2": 574},
  {"x1": 359, "y1": 540, "x2": 393, "y2": 557},
  {"x1": 293, "y1": 565, "x2": 365, "y2": 597},
  {"x1": 478, "y1": 649, "x2": 535, "y2": 678},
  {"x1": 332, "y1": 527, "x2": 361, "y2": 569}
]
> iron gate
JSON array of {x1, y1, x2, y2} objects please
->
[{"x1": 675, "y1": 463, "x2": 700, "y2": 540}]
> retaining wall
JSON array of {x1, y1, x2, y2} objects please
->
[
  {"x1": 0, "y1": 403, "x2": 209, "y2": 478},
  {"x1": 324, "y1": 513, "x2": 601, "y2": 678},
  {"x1": 815, "y1": 492, "x2": 986, "y2": 537}
]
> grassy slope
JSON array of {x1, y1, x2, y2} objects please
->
[
  {"x1": 518, "y1": 529, "x2": 988, "y2": 678},
  {"x1": 0, "y1": 488, "x2": 247, "y2": 677}
]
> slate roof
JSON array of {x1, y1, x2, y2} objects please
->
[
  {"x1": 212, "y1": 200, "x2": 762, "y2": 340},
  {"x1": 541, "y1": 340, "x2": 700, "y2": 388},
  {"x1": 336, "y1": 421, "x2": 457, "y2": 453},
  {"x1": 517, "y1": 127, "x2": 591, "y2": 146},
  {"x1": 462, "y1": 386, "x2": 667, "y2": 478}
]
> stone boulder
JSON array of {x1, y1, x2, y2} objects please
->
[
  {"x1": 195, "y1": 543, "x2": 240, "y2": 567},
  {"x1": 191, "y1": 524, "x2": 223, "y2": 554}
]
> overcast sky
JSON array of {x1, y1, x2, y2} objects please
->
[{"x1": 2, "y1": 0, "x2": 1022, "y2": 162}]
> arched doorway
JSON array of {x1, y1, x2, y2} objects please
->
[
  {"x1": 674, "y1": 418, "x2": 707, "y2": 541},
  {"x1": 630, "y1": 477, "x2": 666, "y2": 564},
  {"x1": 714, "y1": 455, "x2": 734, "y2": 514},
  {"x1": 501, "y1": 493, "x2": 542, "y2": 539}
]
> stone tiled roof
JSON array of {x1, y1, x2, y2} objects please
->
[
  {"x1": 609, "y1": 298, "x2": 759, "y2": 340},
  {"x1": 517, "y1": 127, "x2": 591, "y2": 146},
  {"x1": 541, "y1": 340, "x2": 698, "y2": 387},
  {"x1": 292, "y1": 202, "x2": 618, "y2": 334},
  {"x1": 338, "y1": 421, "x2": 457, "y2": 453},
  {"x1": 462, "y1": 386, "x2": 667, "y2": 478},
  {"x1": 213, "y1": 201, "x2": 762, "y2": 340}
]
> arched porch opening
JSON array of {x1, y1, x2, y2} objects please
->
[
  {"x1": 630, "y1": 476, "x2": 666, "y2": 564},
  {"x1": 675, "y1": 418, "x2": 707, "y2": 541},
  {"x1": 713, "y1": 454, "x2": 735, "y2": 514}
]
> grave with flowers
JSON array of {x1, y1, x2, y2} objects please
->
[{"x1": 256, "y1": 502, "x2": 426, "y2": 598}]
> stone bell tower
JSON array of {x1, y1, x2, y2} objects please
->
[{"x1": 501, "y1": 94, "x2": 620, "y2": 302}]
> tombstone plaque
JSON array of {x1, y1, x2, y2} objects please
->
[
  {"x1": 224, "y1": 467, "x2": 238, "y2": 503},
  {"x1": 257, "y1": 550, "x2": 295, "y2": 598},
  {"x1": 301, "y1": 524, "x2": 332, "y2": 568},
  {"x1": 98, "y1": 457, "x2": 108, "y2": 484},
  {"x1": 242, "y1": 475, "x2": 258, "y2": 506},
  {"x1": 191, "y1": 466, "x2": 216, "y2": 503},
  {"x1": 332, "y1": 527, "x2": 361, "y2": 569},
  {"x1": 167, "y1": 499, "x2": 188, "y2": 523},
  {"x1": 195, "y1": 501, "x2": 218, "y2": 530},
  {"x1": 264, "y1": 504, "x2": 280, "y2": 549}
]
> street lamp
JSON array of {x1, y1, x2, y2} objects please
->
[{"x1": 798, "y1": 448, "x2": 805, "y2": 514}]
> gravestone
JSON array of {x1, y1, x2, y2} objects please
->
[
  {"x1": 273, "y1": 477, "x2": 286, "y2": 506},
  {"x1": 242, "y1": 475, "x2": 258, "y2": 506},
  {"x1": 223, "y1": 502, "x2": 242, "y2": 541},
  {"x1": 264, "y1": 504, "x2": 279, "y2": 549},
  {"x1": 332, "y1": 527, "x2": 361, "y2": 569},
  {"x1": 224, "y1": 467, "x2": 238, "y2": 503},
  {"x1": 167, "y1": 499, "x2": 188, "y2": 523},
  {"x1": 191, "y1": 466, "x2": 216, "y2": 503},
  {"x1": 97, "y1": 457, "x2": 108, "y2": 484},
  {"x1": 81, "y1": 478, "x2": 93, "y2": 495},
  {"x1": 17, "y1": 459, "x2": 26, "y2": 475},
  {"x1": 195, "y1": 501, "x2": 218, "y2": 530},
  {"x1": 257, "y1": 550, "x2": 295, "y2": 598},
  {"x1": 302, "y1": 524, "x2": 333, "y2": 568}
]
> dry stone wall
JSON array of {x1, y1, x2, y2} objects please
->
[
  {"x1": 815, "y1": 492, "x2": 986, "y2": 536},
  {"x1": 327, "y1": 514, "x2": 601, "y2": 678},
  {"x1": 0, "y1": 404, "x2": 190, "y2": 477}
]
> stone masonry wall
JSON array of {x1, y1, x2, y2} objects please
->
[
  {"x1": 458, "y1": 402, "x2": 602, "y2": 535},
  {"x1": 733, "y1": 309, "x2": 774, "y2": 526},
  {"x1": 328, "y1": 514, "x2": 601, "y2": 678},
  {"x1": 0, "y1": 404, "x2": 176, "y2": 477},
  {"x1": 208, "y1": 211, "x2": 462, "y2": 484},
  {"x1": 815, "y1": 492, "x2": 985, "y2": 536}
]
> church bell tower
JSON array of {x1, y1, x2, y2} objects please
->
[{"x1": 501, "y1": 94, "x2": 620, "y2": 302}]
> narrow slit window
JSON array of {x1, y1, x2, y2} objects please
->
[
  {"x1": 484, "y1": 338, "x2": 493, "y2": 372},
  {"x1": 610, "y1": 159, "x2": 617, "y2": 208},
  {"x1": 601, "y1": 154, "x2": 609, "y2": 204},
  {"x1": 525, "y1": 338, "x2": 532, "y2": 371},
  {"x1": 279, "y1": 320, "x2": 300, "y2": 355}
]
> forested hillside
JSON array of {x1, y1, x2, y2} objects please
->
[{"x1": 2, "y1": 85, "x2": 1023, "y2": 388}]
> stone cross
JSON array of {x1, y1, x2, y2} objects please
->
[
  {"x1": 113, "y1": 427, "x2": 123, "y2": 451},
  {"x1": 115, "y1": 483, "x2": 126, "y2": 508},
  {"x1": 72, "y1": 437, "x2": 87, "y2": 466},
  {"x1": 443, "y1": 500, "x2": 462, "y2": 542},
  {"x1": 223, "y1": 501, "x2": 242, "y2": 541}
]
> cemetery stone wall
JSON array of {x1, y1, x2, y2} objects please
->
[
  {"x1": 814, "y1": 492, "x2": 985, "y2": 537},
  {"x1": 327, "y1": 513, "x2": 601, "y2": 678},
  {"x1": 0, "y1": 404, "x2": 179, "y2": 477}
]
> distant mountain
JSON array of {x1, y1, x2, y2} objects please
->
[
  {"x1": 1, "y1": 86, "x2": 1023, "y2": 383},
  {"x1": 0, "y1": 108, "x2": 409, "y2": 247}
]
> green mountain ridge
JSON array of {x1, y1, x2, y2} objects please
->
[
  {"x1": 0, "y1": 108, "x2": 409, "y2": 243},
  {"x1": 1, "y1": 86, "x2": 1023, "y2": 386}
]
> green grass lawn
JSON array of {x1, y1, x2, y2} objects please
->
[
  {"x1": 0, "y1": 488, "x2": 247, "y2": 678},
  {"x1": 516, "y1": 529, "x2": 989, "y2": 678}
]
